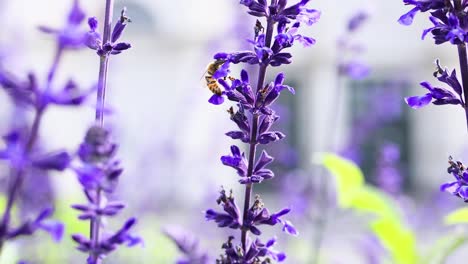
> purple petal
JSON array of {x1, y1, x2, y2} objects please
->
[
  {"x1": 398, "y1": 7, "x2": 419, "y2": 26},
  {"x1": 405, "y1": 93, "x2": 432, "y2": 109},
  {"x1": 208, "y1": 94, "x2": 224, "y2": 105}
]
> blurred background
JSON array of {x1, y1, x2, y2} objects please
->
[{"x1": 1, "y1": 0, "x2": 468, "y2": 263}]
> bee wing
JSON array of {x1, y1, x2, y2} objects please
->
[{"x1": 199, "y1": 68, "x2": 209, "y2": 81}]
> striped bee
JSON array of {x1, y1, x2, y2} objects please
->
[
  {"x1": 203, "y1": 60, "x2": 235, "y2": 96},
  {"x1": 204, "y1": 60, "x2": 226, "y2": 96}
]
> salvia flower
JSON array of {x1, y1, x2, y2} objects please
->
[
  {"x1": 398, "y1": 0, "x2": 468, "y2": 205},
  {"x1": 164, "y1": 227, "x2": 211, "y2": 264},
  {"x1": 5, "y1": 207, "x2": 64, "y2": 242},
  {"x1": 38, "y1": 0, "x2": 88, "y2": 49},
  {"x1": 201, "y1": 0, "x2": 318, "y2": 262},
  {"x1": 441, "y1": 156, "x2": 468, "y2": 201},
  {"x1": 337, "y1": 11, "x2": 370, "y2": 80},
  {"x1": 405, "y1": 60, "x2": 464, "y2": 109},
  {"x1": 85, "y1": 8, "x2": 132, "y2": 56},
  {"x1": 216, "y1": 236, "x2": 286, "y2": 263},
  {"x1": 0, "y1": 0, "x2": 92, "y2": 251},
  {"x1": 398, "y1": 0, "x2": 468, "y2": 45},
  {"x1": 71, "y1": 126, "x2": 141, "y2": 263}
]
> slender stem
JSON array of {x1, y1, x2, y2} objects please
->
[
  {"x1": 453, "y1": 0, "x2": 468, "y2": 131},
  {"x1": 95, "y1": 0, "x2": 114, "y2": 124},
  {"x1": 456, "y1": 44, "x2": 468, "y2": 132},
  {"x1": 91, "y1": 0, "x2": 114, "y2": 262},
  {"x1": 46, "y1": 47, "x2": 63, "y2": 88},
  {"x1": 240, "y1": 16, "x2": 275, "y2": 251},
  {"x1": 95, "y1": 56, "x2": 109, "y2": 125}
]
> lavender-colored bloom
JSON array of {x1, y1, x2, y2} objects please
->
[
  {"x1": 72, "y1": 2, "x2": 139, "y2": 262},
  {"x1": 398, "y1": 0, "x2": 468, "y2": 45},
  {"x1": 85, "y1": 8, "x2": 132, "y2": 56},
  {"x1": 0, "y1": 69, "x2": 95, "y2": 111},
  {"x1": 441, "y1": 157, "x2": 468, "y2": 201},
  {"x1": 405, "y1": 60, "x2": 464, "y2": 109},
  {"x1": 205, "y1": 190, "x2": 296, "y2": 236},
  {"x1": 38, "y1": 0, "x2": 87, "y2": 49},
  {"x1": 338, "y1": 61, "x2": 371, "y2": 80},
  {"x1": 398, "y1": 0, "x2": 446, "y2": 26},
  {"x1": 337, "y1": 11, "x2": 371, "y2": 80},
  {"x1": 398, "y1": 0, "x2": 468, "y2": 204},
  {"x1": 217, "y1": 236, "x2": 286, "y2": 263},
  {"x1": 163, "y1": 227, "x2": 211, "y2": 264},
  {"x1": 375, "y1": 143, "x2": 403, "y2": 197},
  {"x1": 0, "y1": 0, "x2": 93, "y2": 251},
  {"x1": 5, "y1": 207, "x2": 64, "y2": 242},
  {"x1": 348, "y1": 11, "x2": 368, "y2": 32},
  {"x1": 202, "y1": 1, "x2": 319, "y2": 262},
  {"x1": 71, "y1": 126, "x2": 141, "y2": 262}
]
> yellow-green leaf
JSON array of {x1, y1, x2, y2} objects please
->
[
  {"x1": 445, "y1": 208, "x2": 468, "y2": 225},
  {"x1": 319, "y1": 153, "x2": 364, "y2": 207},
  {"x1": 319, "y1": 154, "x2": 417, "y2": 264},
  {"x1": 349, "y1": 186, "x2": 400, "y2": 221},
  {"x1": 371, "y1": 218, "x2": 417, "y2": 264}
]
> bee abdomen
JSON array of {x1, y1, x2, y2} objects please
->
[{"x1": 206, "y1": 76, "x2": 223, "y2": 95}]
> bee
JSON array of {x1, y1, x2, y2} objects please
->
[
  {"x1": 203, "y1": 60, "x2": 236, "y2": 95},
  {"x1": 203, "y1": 59, "x2": 226, "y2": 96}
]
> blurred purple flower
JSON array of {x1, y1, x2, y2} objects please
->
[
  {"x1": 375, "y1": 143, "x2": 403, "y2": 196},
  {"x1": 38, "y1": 0, "x2": 87, "y2": 49},
  {"x1": 338, "y1": 61, "x2": 371, "y2": 80},
  {"x1": 0, "y1": 0, "x2": 94, "y2": 251},
  {"x1": 71, "y1": 126, "x2": 141, "y2": 261},
  {"x1": 163, "y1": 227, "x2": 211, "y2": 264},
  {"x1": 348, "y1": 11, "x2": 368, "y2": 32}
]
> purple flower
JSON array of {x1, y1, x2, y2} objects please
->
[
  {"x1": 71, "y1": 126, "x2": 139, "y2": 261},
  {"x1": 441, "y1": 157, "x2": 468, "y2": 202},
  {"x1": 375, "y1": 143, "x2": 403, "y2": 196},
  {"x1": 38, "y1": 0, "x2": 88, "y2": 49},
  {"x1": 205, "y1": 189, "x2": 242, "y2": 230},
  {"x1": 221, "y1": 145, "x2": 249, "y2": 177},
  {"x1": 398, "y1": 0, "x2": 468, "y2": 45},
  {"x1": 348, "y1": 11, "x2": 368, "y2": 32},
  {"x1": 0, "y1": 70, "x2": 94, "y2": 110},
  {"x1": 338, "y1": 61, "x2": 371, "y2": 80},
  {"x1": 85, "y1": 8, "x2": 132, "y2": 56},
  {"x1": 405, "y1": 60, "x2": 464, "y2": 109},
  {"x1": 398, "y1": 0, "x2": 446, "y2": 26},
  {"x1": 5, "y1": 207, "x2": 64, "y2": 242},
  {"x1": 217, "y1": 236, "x2": 286, "y2": 263},
  {"x1": 163, "y1": 227, "x2": 211, "y2": 264},
  {"x1": 243, "y1": 196, "x2": 297, "y2": 236},
  {"x1": 72, "y1": 218, "x2": 141, "y2": 259},
  {"x1": 202, "y1": 1, "x2": 316, "y2": 262}
]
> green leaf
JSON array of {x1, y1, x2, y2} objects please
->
[
  {"x1": 445, "y1": 208, "x2": 468, "y2": 225},
  {"x1": 371, "y1": 218, "x2": 417, "y2": 264},
  {"x1": 348, "y1": 186, "x2": 400, "y2": 221},
  {"x1": 319, "y1": 153, "x2": 364, "y2": 207},
  {"x1": 319, "y1": 154, "x2": 418, "y2": 264}
]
